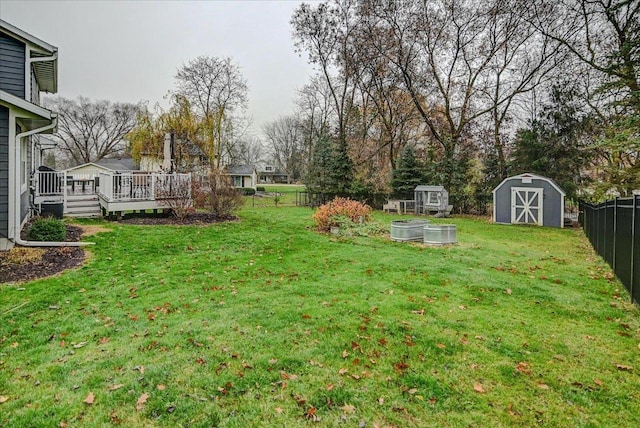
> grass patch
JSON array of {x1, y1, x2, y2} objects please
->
[{"x1": 1, "y1": 207, "x2": 639, "y2": 427}]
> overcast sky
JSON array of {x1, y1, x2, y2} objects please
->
[{"x1": 0, "y1": 0, "x2": 317, "y2": 137}]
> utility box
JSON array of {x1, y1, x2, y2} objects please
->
[{"x1": 40, "y1": 201, "x2": 64, "y2": 219}]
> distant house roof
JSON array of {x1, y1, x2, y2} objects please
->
[
  {"x1": 228, "y1": 165, "x2": 256, "y2": 175},
  {"x1": 95, "y1": 157, "x2": 137, "y2": 171},
  {"x1": 67, "y1": 157, "x2": 137, "y2": 173},
  {"x1": 0, "y1": 19, "x2": 58, "y2": 93}
]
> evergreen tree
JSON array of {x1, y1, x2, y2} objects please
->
[
  {"x1": 304, "y1": 136, "x2": 334, "y2": 193},
  {"x1": 391, "y1": 146, "x2": 423, "y2": 199},
  {"x1": 510, "y1": 85, "x2": 593, "y2": 200},
  {"x1": 331, "y1": 139, "x2": 354, "y2": 196}
]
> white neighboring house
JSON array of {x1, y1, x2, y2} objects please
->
[
  {"x1": 0, "y1": 20, "x2": 58, "y2": 250},
  {"x1": 65, "y1": 157, "x2": 137, "y2": 177},
  {"x1": 227, "y1": 165, "x2": 257, "y2": 189}
]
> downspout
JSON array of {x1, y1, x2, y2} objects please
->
[{"x1": 12, "y1": 117, "x2": 93, "y2": 247}]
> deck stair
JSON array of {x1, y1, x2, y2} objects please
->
[{"x1": 65, "y1": 194, "x2": 101, "y2": 218}]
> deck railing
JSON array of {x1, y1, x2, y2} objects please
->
[
  {"x1": 34, "y1": 170, "x2": 65, "y2": 195},
  {"x1": 98, "y1": 172, "x2": 191, "y2": 202},
  {"x1": 34, "y1": 170, "x2": 191, "y2": 202}
]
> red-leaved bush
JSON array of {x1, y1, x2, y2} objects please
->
[{"x1": 312, "y1": 197, "x2": 372, "y2": 231}]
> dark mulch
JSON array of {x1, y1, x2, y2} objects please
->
[
  {"x1": 118, "y1": 212, "x2": 236, "y2": 225},
  {"x1": 1, "y1": 225, "x2": 85, "y2": 284}
]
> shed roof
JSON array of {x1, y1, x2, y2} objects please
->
[
  {"x1": 492, "y1": 173, "x2": 565, "y2": 196},
  {"x1": 415, "y1": 185, "x2": 446, "y2": 192}
]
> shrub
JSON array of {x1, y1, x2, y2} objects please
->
[
  {"x1": 242, "y1": 188, "x2": 256, "y2": 196},
  {"x1": 27, "y1": 217, "x2": 67, "y2": 241},
  {"x1": 156, "y1": 174, "x2": 194, "y2": 222},
  {"x1": 312, "y1": 197, "x2": 371, "y2": 232},
  {"x1": 256, "y1": 186, "x2": 266, "y2": 192},
  {"x1": 192, "y1": 170, "x2": 244, "y2": 217}
]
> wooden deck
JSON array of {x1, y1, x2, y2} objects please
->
[{"x1": 34, "y1": 171, "x2": 191, "y2": 218}]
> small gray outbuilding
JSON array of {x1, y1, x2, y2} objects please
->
[{"x1": 492, "y1": 173, "x2": 565, "y2": 228}]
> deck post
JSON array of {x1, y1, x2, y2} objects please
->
[
  {"x1": 63, "y1": 170, "x2": 68, "y2": 212},
  {"x1": 151, "y1": 173, "x2": 156, "y2": 200}
]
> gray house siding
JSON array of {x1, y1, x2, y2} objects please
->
[
  {"x1": 0, "y1": 106, "x2": 9, "y2": 239},
  {"x1": 21, "y1": 129, "x2": 31, "y2": 223},
  {"x1": 31, "y1": 69, "x2": 39, "y2": 104},
  {"x1": 0, "y1": 32, "x2": 26, "y2": 98},
  {"x1": 494, "y1": 176, "x2": 564, "y2": 228}
]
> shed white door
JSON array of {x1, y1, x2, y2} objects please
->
[{"x1": 511, "y1": 187, "x2": 543, "y2": 225}]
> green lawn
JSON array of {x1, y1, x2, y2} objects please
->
[
  {"x1": 1, "y1": 207, "x2": 639, "y2": 427},
  {"x1": 248, "y1": 184, "x2": 305, "y2": 207}
]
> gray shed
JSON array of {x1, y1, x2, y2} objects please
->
[
  {"x1": 415, "y1": 185, "x2": 449, "y2": 214},
  {"x1": 492, "y1": 173, "x2": 565, "y2": 228}
]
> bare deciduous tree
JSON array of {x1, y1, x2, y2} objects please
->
[
  {"x1": 45, "y1": 96, "x2": 140, "y2": 165},
  {"x1": 263, "y1": 115, "x2": 304, "y2": 183},
  {"x1": 174, "y1": 56, "x2": 249, "y2": 169}
]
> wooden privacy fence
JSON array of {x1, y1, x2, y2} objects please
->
[{"x1": 581, "y1": 196, "x2": 640, "y2": 305}]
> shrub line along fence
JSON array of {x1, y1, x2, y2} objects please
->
[
  {"x1": 581, "y1": 196, "x2": 640, "y2": 305},
  {"x1": 296, "y1": 192, "x2": 493, "y2": 214}
]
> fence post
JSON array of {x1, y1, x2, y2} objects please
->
[
  {"x1": 613, "y1": 198, "x2": 617, "y2": 272},
  {"x1": 631, "y1": 195, "x2": 637, "y2": 303}
]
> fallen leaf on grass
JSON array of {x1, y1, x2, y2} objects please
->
[
  {"x1": 436, "y1": 343, "x2": 446, "y2": 349},
  {"x1": 594, "y1": 378, "x2": 603, "y2": 386},
  {"x1": 473, "y1": 383, "x2": 486, "y2": 393},
  {"x1": 537, "y1": 383, "x2": 550, "y2": 390},
  {"x1": 0, "y1": 396, "x2": 8, "y2": 403},
  {"x1": 83, "y1": 391, "x2": 95, "y2": 405},
  {"x1": 377, "y1": 397, "x2": 384, "y2": 405},
  {"x1": 275, "y1": 407, "x2": 283, "y2": 414},
  {"x1": 341, "y1": 404, "x2": 356, "y2": 414},
  {"x1": 515, "y1": 361, "x2": 531, "y2": 376},
  {"x1": 342, "y1": 350, "x2": 350, "y2": 359},
  {"x1": 136, "y1": 393, "x2": 149, "y2": 411},
  {"x1": 505, "y1": 288, "x2": 512, "y2": 295},
  {"x1": 157, "y1": 384, "x2": 166, "y2": 391},
  {"x1": 326, "y1": 383, "x2": 334, "y2": 391},
  {"x1": 304, "y1": 406, "x2": 318, "y2": 421},
  {"x1": 616, "y1": 364, "x2": 633, "y2": 372},
  {"x1": 107, "y1": 384, "x2": 124, "y2": 391}
]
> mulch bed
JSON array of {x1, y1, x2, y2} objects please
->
[
  {"x1": 1, "y1": 225, "x2": 85, "y2": 284},
  {"x1": 117, "y1": 212, "x2": 236, "y2": 225},
  {"x1": 1, "y1": 213, "x2": 235, "y2": 284}
]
